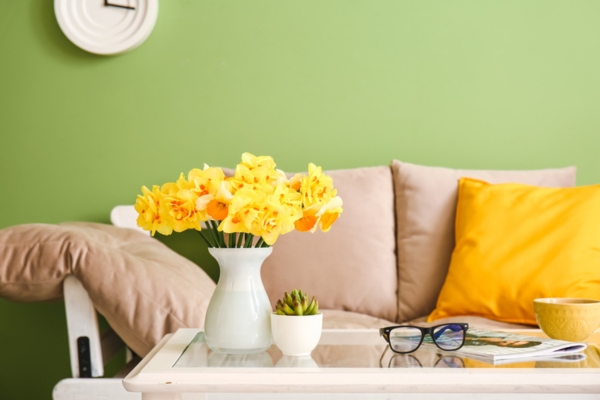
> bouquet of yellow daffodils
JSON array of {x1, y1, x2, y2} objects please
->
[{"x1": 134, "y1": 153, "x2": 343, "y2": 247}]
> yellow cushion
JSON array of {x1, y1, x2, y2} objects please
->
[{"x1": 429, "y1": 178, "x2": 600, "y2": 325}]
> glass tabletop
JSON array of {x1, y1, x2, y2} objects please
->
[{"x1": 173, "y1": 330, "x2": 600, "y2": 370}]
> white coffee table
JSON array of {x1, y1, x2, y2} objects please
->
[{"x1": 123, "y1": 328, "x2": 600, "y2": 400}]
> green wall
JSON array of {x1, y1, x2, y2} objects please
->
[{"x1": 2, "y1": 0, "x2": 600, "y2": 398}]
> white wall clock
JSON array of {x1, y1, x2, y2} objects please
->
[{"x1": 54, "y1": 0, "x2": 159, "y2": 55}]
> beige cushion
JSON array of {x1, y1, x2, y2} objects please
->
[
  {"x1": 0, "y1": 222, "x2": 215, "y2": 357},
  {"x1": 408, "y1": 315, "x2": 536, "y2": 331},
  {"x1": 262, "y1": 166, "x2": 398, "y2": 322},
  {"x1": 322, "y1": 309, "x2": 395, "y2": 329},
  {"x1": 391, "y1": 161, "x2": 577, "y2": 323}
]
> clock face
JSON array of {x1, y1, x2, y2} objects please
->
[{"x1": 54, "y1": 0, "x2": 159, "y2": 55}]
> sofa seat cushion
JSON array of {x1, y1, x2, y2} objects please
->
[
  {"x1": 0, "y1": 222, "x2": 216, "y2": 357},
  {"x1": 322, "y1": 310, "x2": 534, "y2": 331},
  {"x1": 409, "y1": 315, "x2": 536, "y2": 331},
  {"x1": 391, "y1": 161, "x2": 577, "y2": 323},
  {"x1": 322, "y1": 309, "x2": 395, "y2": 329}
]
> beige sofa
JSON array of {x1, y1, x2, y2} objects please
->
[
  {"x1": 0, "y1": 160, "x2": 577, "y2": 359},
  {"x1": 261, "y1": 160, "x2": 576, "y2": 329}
]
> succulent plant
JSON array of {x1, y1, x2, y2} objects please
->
[{"x1": 275, "y1": 289, "x2": 319, "y2": 316}]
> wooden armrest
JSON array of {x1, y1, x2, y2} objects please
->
[{"x1": 63, "y1": 275, "x2": 104, "y2": 378}]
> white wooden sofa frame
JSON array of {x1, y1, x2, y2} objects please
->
[{"x1": 53, "y1": 206, "x2": 144, "y2": 400}]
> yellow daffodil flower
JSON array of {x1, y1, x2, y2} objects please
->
[
  {"x1": 316, "y1": 195, "x2": 343, "y2": 232},
  {"x1": 294, "y1": 207, "x2": 319, "y2": 232},
  {"x1": 133, "y1": 153, "x2": 342, "y2": 245},
  {"x1": 196, "y1": 180, "x2": 233, "y2": 221},
  {"x1": 294, "y1": 195, "x2": 343, "y2": 233},
  {"x1": 240, "y1": 152, "x2": 277, "y2": 172},
  {"x1": 220, "y1": 188, "x2": 265, "y2": 234},
  {"x1": 255, "y1": 184, "x2": 303, "y2": 244},
  {"x1": 134, "y1": 185, "x2": 172, "y2": 236},
  {"x1": 162, "y1": 187, "x2": 202, "y2": 233},
  {"x1": 288, "y1": 173, "x2": 303, "y2": 192},
  {"x1": 186, "y1": 165, "x2": 225, "y2": 198},
  {"x1": 229, "y1": 153, "x2": 280, "y2": 194},
  {"x1": 300, "y1": 163, "x2": 337, "y2": 208}
]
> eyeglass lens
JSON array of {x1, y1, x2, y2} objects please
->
[
  {"x1": 389, "y1": 324, "x2": 465, "y2": 353},
  {"x1": 432, "y1": 324, "x2": 465, "y2": 351},
  {"x1": 388, "y1": 327, "x2": 423, "y2": 353}
]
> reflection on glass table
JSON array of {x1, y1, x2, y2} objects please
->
[
  {"x1": 276, "y1": 355, "x2": 319, "y2": 368},
  {"x1": 173, "y1": 330, "x2": 600, "y2": 370},
  {"x1": 380, "y1": 346, "x2": 466, "y2": 369},
  {"x1": 174, "y1": 331, "x2": 387, "y2": 369},
  {"x1": 378, "y1": 344, "x2": 596, "y2": 369}
]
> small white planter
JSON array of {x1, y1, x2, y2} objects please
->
[{"x1": 270, "y1": 313, "x2": 323, "y2": 357}]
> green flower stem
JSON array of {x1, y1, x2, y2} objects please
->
[
  {"x1": 244, "y1": 233, "x2": 254, "y2": 248},
  {"x1": 209, "y1": 220, "x2": 225, "y2": 247},
  {"x1": 255, "y1": 237, "x2": 265, "y2": 248},
  {"x1": 197, "y1": 230, "x2": 214, "y2": 248},
  {"x1": 219, "y1": 228, "x2": 226, "y2": 247},
  {"x1": 229, "y1": 232, "x2": 236, "y2": 248},
  {"x1": 236, "y1": 232, "x2": 245, "y2": 248},
  {"x1": 206, "y1": 221, "x2": 221, "y2": 248}
]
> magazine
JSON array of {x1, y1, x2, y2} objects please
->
[
  {"x1": 490, "y1": 353, "x2": 587, "y2": 366},
  {"x1": 424, "y1": 328, "x2": 587, "y2": 364}
]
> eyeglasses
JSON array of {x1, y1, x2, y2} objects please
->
[{"x1": 379, "y1": 323, "x2": 469, "y2": 354}]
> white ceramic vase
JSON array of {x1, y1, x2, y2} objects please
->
[
  {"x1": 271, "y1": 313, "x2": 323, "y2": 356},
  {"x1": 204, "y1": 247, "x2": 273, "y2": 354}
]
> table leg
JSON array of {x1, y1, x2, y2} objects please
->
[{"x1": 141, "y1": 393, "x2": 182, "y2": 400}]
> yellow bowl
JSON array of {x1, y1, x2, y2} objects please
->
[{"x1": 534, "y1": 298, "x2": 600, "y2": 342}]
